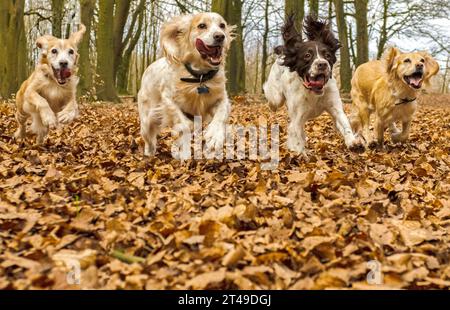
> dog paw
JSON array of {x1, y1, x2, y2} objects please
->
[
  {"x1": 144, "y1": 144, "x2": 156, "y2": 157},
  {"x1": 41, "y1": 110, "x2": 57, "y2": 128},
  {"x1": 348, "y1": 137, "x2": 366, "y2": 153},
  {"x1": 13, "y1": 129, "x2": 26, "y2": 140},
  {"x1": 391, "y1": 133, "x2": 408, "y2": 144},
  {"x1": 204, "y1": 125, "x2": 225, "y2": 153},
  {"x1": 58, "y1": 108, "x2": 78, "y2": 124},
  {"x1": 172, "y1": 148, "x2": 191, "y2": 161},
  {"x1": 368, "y1": 141, "x2": 385, "y2": 150}
]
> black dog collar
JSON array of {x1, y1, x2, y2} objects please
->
[
  {"x1": 395, "y1": 97, "x2": 417, "y2": 106},
  {"x1": 180, "y1": 63, "x2": 219, "y2": 83},
  {"x1": 180, "y1": 63, "x2": 219, "y2": 94}
]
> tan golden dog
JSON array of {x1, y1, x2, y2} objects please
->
[
  {"x1": 351, "y1": 47, "x2": 439, "y2": 148},
  {"x1": 15, "y1": 25, "x2": 86, "y2": 144},
  {"x1": 138, "y1": 13, "x2": 234, "y2": 159}
]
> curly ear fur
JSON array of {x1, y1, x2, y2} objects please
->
[
  {"x1": 281, "y1": 14, "x2": 303, "y2": 72},
  {"x1": 160, "y1": 15, "x2": 193, "y2": 64},
  {"x1": 303, "y1": 15, "x2": 340, "y2": 52},
  {"x1": 419, "y1": 51, "x2": 440, "y2": 83},
  {"x1": 69, "y1": 24, "x2": 86, "y2": 47},
  {"x1": 382, "y1": 46, "x2": 401, "y2": 74},
  {"x1": 282, "y1": 14, "x2": 302, "y2": 45}
]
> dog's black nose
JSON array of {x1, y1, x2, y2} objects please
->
[
  {"x1": 60, "y1": 61, "x2": 68, "y2": 68},
  {"x1": 214, "y1": 33, "x2": 225, "y2": 43},
  {"x1": 317, "y1": 62, "x2": 328, "y2": 71},
  {"x1": 416, "y1": 63, "x2": 424, "y2": 70}
]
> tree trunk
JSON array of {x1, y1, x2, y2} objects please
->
[
  {"x1": 96, "y1": 0, "x2": 120, "y2": 102},
  {"x1": 308, "y1": 0, "x2": 319, "y2": 16},
  {"x1": 261, "y1": 0, "x2": 269, "y2": 92},
  {"x1": 212, "y1": 0, "x2": 246, "y2": 96},
  {"x1": 116, "y1": 9, "x2": 144, "y2": 94},
  {"x1": 333, "y1": 0, "x2": 351, "y2": 93},
  {"x1": 51, "y1": 0, "x2": 65, "y2": 38},
  {"x1": 113, "y1": 0, "x2": 131, "y2": 78},
  {"x1": 0, "y1": 0, "x2": 27, "y2": 99},
  {"x1": 377, "y1": 0, "x2": 389, "y2": 59},
  {"x1": 78, "y1": 0, "x2": 95, "y2": 98},
  {"x1": 285, "y1": 0, "x2": 305, "y2": 33},
  {"x1": 354, "y1": 0, "x2": 369, "y2": 66}
]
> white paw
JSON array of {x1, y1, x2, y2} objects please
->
[
  {"x1": 144, "y1": 143, "x2": 156, "y2": 157},
  {"x1": 40, "y1": 109, "x2": 57, "y2": 128},
  {"x1": 204, "y1": 124, "x2": 225, "y2": 153},
  {"x1": 172, "y1": 147, "x2": 191, "y2": 161},
  {"x1": 287, "y1": 140, "x2": 309, "y2": 159},
  {"x1": 58, "y1": 108, "x2": 78, "y2": 124}
]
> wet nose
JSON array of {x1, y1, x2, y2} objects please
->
[
  {"x1": 416, "y1": 63, "x2": 424, "y2": 70},
  {"x1": 317, "y1": 62, "x2": 328, "y2": 71},
  {"x1": 214, "y1": 33, "x2": 225, "y2": 43},
  {"x1": 60, "y1": 61, "x2": 68, "y2": 69}
]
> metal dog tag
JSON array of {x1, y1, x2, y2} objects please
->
[{"x1": 197, "y1": 85, "x2": 210, "y2": 94}]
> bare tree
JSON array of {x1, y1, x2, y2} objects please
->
[
  {"x1": 333, "y1": 0, "x2": 351, "y2": 92},
  {"x1": 0, "y1": 0, "x2": 27, "y2": 99}
]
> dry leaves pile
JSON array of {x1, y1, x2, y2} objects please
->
[{"x1": 0, "y1": 94, "x2": 449, "y2": 290}]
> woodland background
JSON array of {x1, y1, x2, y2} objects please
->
[{"x1": 0, "y1": 0, "x2": 449, "y2": 102}]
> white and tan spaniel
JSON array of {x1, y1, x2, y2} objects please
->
[
  {"x1": 15, "y1": 25, "x2": 86, "y2": 144},
  {"x1": 138, "y1": 13, "x2": 233, "y2": 159},
  {"x1": 264, "y1": 15, "x2": 364, "y2": 157}
]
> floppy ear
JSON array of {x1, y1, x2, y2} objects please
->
[
  {"x1": 303, "y1": 15, "x2": 340, "y2": 52},
  {"x1": 382, "y1": 47, "x2": 401, "y2": 73},
  {"x1": 36, "y1": 35, "x2": 54, "y2": 57},
  {"x1": 161, "y1": 15, "x2": 193, "y2": 64},
  {"x1": 69, "y1": 24, "x2": 86, "y2": 46},
  {"x1": 420, "y1": 51, "x2": 440, "y2": 82},
  {"x1": 282, "y1": 14, "x2": 302, "y2": 45}
]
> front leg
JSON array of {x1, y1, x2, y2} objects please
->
[
  {"x1": 370, "y1": 114, "x2": 386, "y2": 149},
  {"x1": 26, "y1": 90, "x2": 57, "y2": 128},
  {"x1": 392, "y1": 119, "x2": 412, "y2": 144},
  {"x1": 166, "y1": 98, "x2": 193, "y2": 161},
  {"x1": 327, "y1": 104, "x2": 365, "y2": 153},
  {"x1": 286, "y1": 111, "x2": 309, "y2": 158},
  {"x1": 204, "y1": 96, "x2": 230, "y2": 154},
  {"x1": 57, "y1": 97, "x2": 79, "y2": 124}
]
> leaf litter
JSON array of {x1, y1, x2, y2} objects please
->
[{"x1": 0, "y1": 94, "x2": 449, "y2": 290}]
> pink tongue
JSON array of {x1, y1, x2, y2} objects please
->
[
  {"x1": 308, "y1": 76, "x2": 325, "y2": 87},
  {"x1": 61, "y1": 68, "x2": 72, "y2": 79},
  {"x1": 195, "y1": 39, "x2": 220, "y2": 57},
  {"x1": 409, "y1": 77, "x2": 422, "y2": 87}
]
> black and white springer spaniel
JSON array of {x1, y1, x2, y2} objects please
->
[{"x1": 264, "y1": 15, "x2": 364, "y2": 157}]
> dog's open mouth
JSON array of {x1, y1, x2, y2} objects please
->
[
  {"x1": 404, "y1": 71, "x2": 424, "y2": 89},
  {"x1": 196, "y1": 39, "x2": 223, "y2": 66},
  {"x1": 52, "y1": 67, "x2": 72, "y2": 85},
  {"x1": 303, "y1": 74, "x2": 329, "y2": 94}
]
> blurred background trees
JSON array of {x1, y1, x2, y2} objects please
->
[{"x1": 0, "y1": 0, "x2": 448, "y2": 100}]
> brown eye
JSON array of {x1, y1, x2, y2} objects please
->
[
  {"x1": 420, "y1": 58, "x2": 425, "y2": 63},
  {"x1": 325, "y1": 53, "x2": 331, "y2": 59},
  {"x1": 198, "y1": 23, "x2": 207, "y2": 29},
  {"x1": 220, "y1": 23, "x2": 226, "y2": 29},
  {"x1": 305, "y1": 53, "x2": 312, "y2": 59},
  {"x1": 68, "y1": 49, "x2": 74, "y2": 55},
  {"x1": 404, "y1": 58, "x2": 411, "y2": 63},
  {"x1": 51, "y1": 49, "x2": 58, "y2": 54}
]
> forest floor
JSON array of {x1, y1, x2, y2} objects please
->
[{"x1": 0, "y1": 94, "x2": 449, "y2": 290}]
